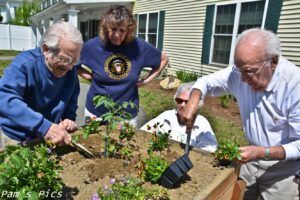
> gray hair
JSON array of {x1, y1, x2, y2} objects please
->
[
  {"x1": 174, "y1": 82, "x2": 203, "y2": 107},
  {"x1": 40, "y1": 21, "x2": 83, "y2": 52},
  {"x1": 235, "y1": 28, "x2": 281, "y2": 57}
]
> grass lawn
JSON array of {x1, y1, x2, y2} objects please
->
[
  {"x1": 0, "y1": 60, "x2": 12, "y2": 76},
  {"x1": 0, "y1": 50, "x2": 20, "y2": 56}
]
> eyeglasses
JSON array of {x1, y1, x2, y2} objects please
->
[
  {"x1": 175, "y1": 98, "x2": 188, "y2": 104},
  {"x1": 233, "y1": 59, "x2": 270, "y2": 78},
  {"x1": 55, "y1": 54, "x2": 75, "y2": 65}
]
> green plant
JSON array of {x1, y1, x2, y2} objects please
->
[
  {"x1": 10, "y1": 0, "x2": 41, "y2": 26},
  {"x1": 0, "y1": 144, "x2": 64, "y2": 199},
  {"x1": 214, "y1": 140, "x2": 241, "y2": 165},
  {"x1": 176, "y1": 70, "x2": 198, "y2": 83},
  {"x1": 219, "y1": 94, "x2": 235, "y2": 108},
  {"x1": 82, "y1": 119, "x2": 100, "y2": 139},
  {"x1": 139, "y1": 156, "x2": 169, "y2": 183},
  {"x1": 147, "y1": 122, "x2": 171, "y2": 154},
  {"x1": 93, "y1": 95, "x2": 136, "y2": 157},
  {"x1": 97, "y1": 177, "x2": 169, "y2": 200},
  {"x1": 119, "y1": 122, "x2": 135, "y2": 141}
]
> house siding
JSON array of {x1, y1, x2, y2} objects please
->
[
  {"x1": 277, "y1": 0, "x2": 300, "y2": 67},
  {"x1": 134, "y1": 0, "x2": 300, "y2": 77},
  {"x1": 133, "y1": 0, "x2": 219, "y2": 76}
]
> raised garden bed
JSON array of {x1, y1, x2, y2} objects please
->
[{"x1": 58, "y1": 127, "x2": 245, "y2": 199}]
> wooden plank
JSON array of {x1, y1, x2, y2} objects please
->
[{"x1": 231, "y1": 179, "x2": 246, "y2": 200}]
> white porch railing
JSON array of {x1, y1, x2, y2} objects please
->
[{"x1": 0, "y1": 24, "x2": 37, "y2": 51}]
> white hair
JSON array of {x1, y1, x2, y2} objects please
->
[
  {"x1": 40, "y1": 21, "x2": 83, "y2": 52},
  {"x1": 174, "y1": 82, "x2": 203, "y2": 107},
  {"x1": 235, "y1": 28, "x2": 281, "y2": 57}
]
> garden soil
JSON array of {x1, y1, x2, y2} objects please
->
[
  {"x1": 59, "y1": 131, "x2": 227, "y2": 200},
  {"x1": 58, "y1": 80, "x2": 241, "y2": 200}
]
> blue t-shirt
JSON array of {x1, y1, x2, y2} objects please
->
[
  {"x1": 0, "y1": 48, "x2": 80, "y2": 141},
  {"x1": 78, "y1": 37, "x2": 161, "y2": 118}
]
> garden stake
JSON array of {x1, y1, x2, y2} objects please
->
[{"x1": 160, "y1": 128, "x2": 193, "y2": 188}]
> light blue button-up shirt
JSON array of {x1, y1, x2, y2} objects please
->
[{"x1": 193, "y1": 56, "x2": 300, "y2": 160}]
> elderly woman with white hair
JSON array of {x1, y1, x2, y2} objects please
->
[
  {"x1": 140, "y1": 82, "x2": 218, "y2": 153},
  {"x1": 0, "y1": 21, "x2": 83, "y2": 149}
]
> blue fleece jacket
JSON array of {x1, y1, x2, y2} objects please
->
[{"x1": 0, "y1": 48, "x2": 80, "y2": 141}]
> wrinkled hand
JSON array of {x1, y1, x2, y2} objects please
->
[
  {"x1": 44, "y1": 123, "x2": 72, "y2": 145},
  {"x1": 59, "y1": 119, "x2": 77, "y2": 132},
  {"x1": 238, "y1": 145, "x2": 264, "y2": 163}
]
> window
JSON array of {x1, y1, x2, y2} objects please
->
[
  {"x1": 211, "y1": 0, "x2": 266, "y2": 65},
  {"x1": 80, "y1": 20, "x2": 99, "y2": 42},
  {"x1": 136, "y1": 12, "x2": 159, "y2": 48}
]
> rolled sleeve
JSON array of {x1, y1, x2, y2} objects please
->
[{"x1": 282, "y1": 140, "x2": 300, "y2": 161}]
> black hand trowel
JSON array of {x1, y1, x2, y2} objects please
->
[{"x1": 160, "y1": 129, "x2": 193, "y2": 188}]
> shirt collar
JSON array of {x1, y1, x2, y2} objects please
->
[{"x1": 265, "y1": 55, "x2": 282, "y2": 92}]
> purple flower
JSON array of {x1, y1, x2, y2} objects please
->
[
  {"x1": 102, "y1": 184, "x2": 108, "y2": 191},
  {"x1": 110, "y1": 178, "x2": 116, "y2": 184},
  {"x1": 91, "y1": 193, "x2": 100, "y2": 200},
  {"x1": 47, "y1": 148, "x2": 52, "y2": 154}
]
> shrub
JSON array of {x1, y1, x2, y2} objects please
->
[
  {"x1": 176, "y1": 70, "x2": 198, "y2": 83},
  {"x1": 219, "y1": 94, "x2": 235, "y2": 108},
  {"x1": 0, "y1": 144, "x2": 63, "y2": 199},
  {"x1": 139, "y1": 156, "x2": 169, "y2": 183}
]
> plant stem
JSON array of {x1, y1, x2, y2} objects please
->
[{"x1": 105, "y1": 124, "x2": 109, "y2": 157}]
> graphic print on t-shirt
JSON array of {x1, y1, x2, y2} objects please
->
[{"x1": 104, "y1": 53, "x2": 131, "y2": 80}]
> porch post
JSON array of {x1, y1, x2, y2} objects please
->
[{"x1": 68, "y1": 9, "x2": 79, "y2": 28}]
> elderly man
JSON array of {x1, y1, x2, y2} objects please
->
[
  {"x1": 0, "y1": 21, "x2": 83, "y2": 149},
  {"x1": 141, "y1": 82, "x2": 218, "y2": 153},
  {"x1": 179, "y1": 28, "x2": 300, "y2": 199}
]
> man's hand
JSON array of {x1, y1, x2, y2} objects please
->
[
  {"x1": 238, "y1": 145, "x2": 286, "y2": 163},
  {"x1": 59, "y1": 119, "x2": 77, "y2": 132},
  {"x1": 178, "y1": 89, "x2": 201, "y2": 131},
  {"x1": 44, "y1": 123, "x2": 72, "y2": 145},
  {"x1": 238, "y1": 145, "x2": 264, "y2": 163}
]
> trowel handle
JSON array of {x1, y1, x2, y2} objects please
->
[{"x1": 185, "y1": 129, "x2": 192, "y2": 155}]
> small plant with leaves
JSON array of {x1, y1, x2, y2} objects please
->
[
  {"x1": 93, "y1": 95, "x2": 136, "y2": 157},
  {"x1": 97, "y1": 177, "x2": 169, "y2": 200},
  {"x1": 219, "y1": 94, "x2": 235, "y2": 108},
  {"x1": 82, "y1": 118, "x2": 101, "y2": 139},
  {"x1": 176, "y1": 70, "x2": 198, "y2": 83},
  {"x1": 118, "y1": 122, "x2": 135, "y2": 141},
  {"x1": 138, "y1": 155, "x2": 169, "y2": 183},
  {"x1": 147, "y1": 122, "x2": 171, "y2": 154},
  {"x1": 0, "y1": 144, "x2": 64, "y2": 199},
  {"x1": 214, "y1": 140, "x2": 241, "y2": 166}
]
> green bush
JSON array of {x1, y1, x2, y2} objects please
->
[
  {"x1": 176, "y1": 70, "x2": 198, "y2": 83},
  {"x1": 0, "y1": 144, "x2": 64, "y2": 199},
  {"x1": 141, "y1": 156, "x2": 169, "y2": 183}
]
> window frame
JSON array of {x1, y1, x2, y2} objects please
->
[
  {"x1": 209, "y1": 0, "x2": 269, "y2": 66},
  {"x1": 136, "y1": 11, "x2": 160, "y2": 48}
]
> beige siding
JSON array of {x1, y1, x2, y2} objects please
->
[
  {"x1": 277, "y1": 0, "x2": 300, "y2": 67},
  {"x1": 134, "y1": 0, "x2": 300, "y2": 76},
  {"x1": 133, "y1": 0, "x2": 222, "y2": 76}
]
